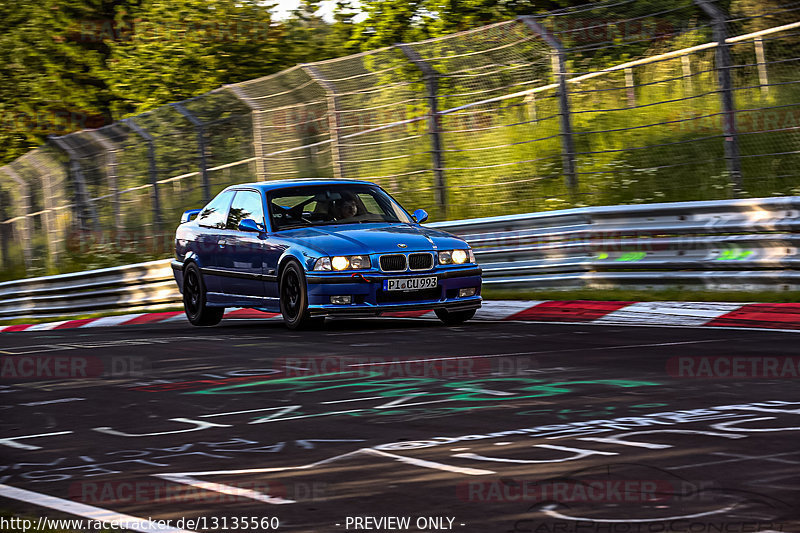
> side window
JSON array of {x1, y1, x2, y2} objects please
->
[
  {"x1": 358, "y1": 193, "x2": 381, "y2": 214},
  {"x1": 227, "y1": 190, "x2": 265, "y2": 230},
  {"x1": 197, "y1": 190, "x2": 234, "y2": 229}
]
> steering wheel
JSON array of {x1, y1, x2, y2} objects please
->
[{"x1": 288, "y1": 204, "x2": 313, "y2": 224}]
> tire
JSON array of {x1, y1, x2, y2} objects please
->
[
  {"x1": 183, "y1": 263, "x2": 224, "y2": 326},
  {"x1": 280, "y1": 260, "x2": 324, "y2": 330},
  {"x1": 435, "y1": 308, "x2": 476, "y2": 326}
]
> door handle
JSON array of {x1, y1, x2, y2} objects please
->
[{"x1": 218, "y1": 240, "x2": 227, "y2": 247}]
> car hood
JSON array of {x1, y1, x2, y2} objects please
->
[{"x1": 277, "y1": 223, "x2": 468, "y2": 256}]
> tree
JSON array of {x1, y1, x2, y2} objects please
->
[
  {"x1": 98, "y1": 0, "x2": 292, "y2": 117},
  {"x1": 342, "y1": 0, "x2": 587, "y2": 50},
  {"x1": 0, "y1": 0, "x2": 117, "y2": 164}
]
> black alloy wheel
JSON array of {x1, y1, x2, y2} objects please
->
[
  {"x1": 280, "y1": 260, "x2": 324, "y2": 329},
  {"x1": 183, "y1": 263, "x2": 224, "y2": 326}
]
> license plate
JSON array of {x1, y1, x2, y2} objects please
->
[{"x1": 384, "y1": 277, "x2": 437, "y2": 291}]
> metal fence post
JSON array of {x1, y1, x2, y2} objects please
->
[
  {"x1": 754, "y1": 37, "x2": 770, "y2": 97},
  {"x1": 624, "y1": 67, "x2": 636, "y2": 107},
  {"x1": 0, "y1": 185, "x2": 10, "y2": 271},
  {"x1": 695, "y1": 0, "x2": 744, "y2": 195},
  {"x1": 519, "y1": 16, "x2": 578, "y2": 195},
  {"x1": 48, "y1": 136, "x2": 99, "y2": 231},
  {"x1": 88, "y1": 131, "x2": 123, "y2": 238},
  {"x1": 170, "y1": 102, "x2": 212, "y2": 202},
  {"x1": 226, "y1": 84, "x2": 267, "y2": 180},
  {"x1": 397, "y1": 44, "x2": 448, "y2": 218},
  {"x1": 301, "y1": 64, "x2": 346, "y2": 179},
  {"x1": 125, "y1": 118, "x2": 163, "y2": 233},
  {"x1": 24, "y1": 150, "x2": 64, "y2": 268},
  {"x1": 681, "y1": 54, "x2": 694, "y2": 94},
  {"x1": 0, "y1": 166, "x2": 33, "y2": 272}
]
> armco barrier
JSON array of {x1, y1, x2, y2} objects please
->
[{"x1": 1, "y1": 196, "x2": 798, "y2": 320}]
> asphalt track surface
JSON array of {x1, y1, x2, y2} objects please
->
[{"x1": 0, "y1": 317, "x2": 798, "y2": 533}]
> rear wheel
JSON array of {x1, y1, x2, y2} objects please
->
[
  {"x1": 183, "y1": 263, "x2": 224, "y2": 326},
  {"x1": 435, "y1": 308, "x2": 476, "y2": 326},
  {"x1": 280, "y1": 261, "x2": 324, "y2": 330}
]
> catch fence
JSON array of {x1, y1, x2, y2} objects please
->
[{"x1": 2, "y1": 0, "x2": 800, "y2": 279}]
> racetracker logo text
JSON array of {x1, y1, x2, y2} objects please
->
[{"x1": 667, "y1": 356, "x2": 800, "y2": 378}]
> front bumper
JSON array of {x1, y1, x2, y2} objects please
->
[{"x1": 305, "y1": 266, "x2": 482, "y2": 317}]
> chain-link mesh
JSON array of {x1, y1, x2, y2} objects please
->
[
  {"x1": 726, "y1": 2, "x2": 800, "y2": 196},
  {"x1": 302, "y1": 48, "x2": 435, "y2": 214},
  {"x1": 2, "y1": 147, "x2": 73, "y2": 278},
  {"x1": 408, "y1": 20, "x2": 556, "y2": 218},
  {"x1": 3, "y1": 0, "x2": 800, "y2": 278},
  {"x1": 231, "y1": 66, "x2": 332, "y2": 180}
]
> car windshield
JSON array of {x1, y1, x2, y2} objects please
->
[{"x1": 268, "y1": 184, "x2": 413, "y2": 231}]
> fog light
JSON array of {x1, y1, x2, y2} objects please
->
[
  {"x1": 459, "y1": 287, "x2": 477, "y2": 297},
  {"x1": 330, "y1": 295, "x2": 352, "y2": 304}
]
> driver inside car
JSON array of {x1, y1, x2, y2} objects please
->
[{"x1": 333, "y1": 197, "x2": 358, "y2": 220}]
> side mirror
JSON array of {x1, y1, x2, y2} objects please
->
[
  {"x1": 181, "y1": 209, "x2": 201, "y2": 223},
  {"x1": 238, "y1": 218, "x2": 262, "y2": 233},
  {"x1": 412, "y1": 209, "x2": 429, "y2": 224}
]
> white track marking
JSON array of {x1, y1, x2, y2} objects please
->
[
  {"x1": 161, "y1": 314, "x2": 190, "y2": 323},
  {"x1": 711, "y1": 417, "x2": 800, "y2": 433},
  {"x1": 578, "y1": 429, "x2": 746, "y2": 450},
  {"x1": 540, "y1": 502, "x2": 738, "y2": 523},
  {"x1": 321, "y1": 396, "x2": 385, "y2": 404},
  {"x1": 0, "y1": 484, "x2": 196, "y2": 533},
  {"x1": 363, "y1": 448, "x2": 494, "y2": 475},
  {"x1": 594, "y1": 301, "x2": 744, "y2": 326},
  {"x1": 25, "y1": 321, "x2": 71, "y2": 331},
  {"x1": 523, "y1": 319, "x2": 800, "y2": 334},
  {"x1": 453, "y1": 444, "x2": 617, "y2": 464},
  {"x1": 155, "y1": 449, "x2": 370, "y2": 477},
  {"x1": 156, "y1": 446, "x2": 494, "y2": 482},
  {"x1": 0, "y1": 431, "x2": 73, "y2": 450},
  {"x1": 158, "y1": 476, "x2": 295, "y2": 505},
  {"x1": 198, "y1": 405, "x2": 301, "y2": 418},
  {"x1": 79, "y1": 314, "x2": 145, "y2": 328},
  {"x1": 668, "y1": 450, "x2": 800, "y2": 470},
  {"x1": 475, "y1": 301, "x2": 546, "y2": 320}
]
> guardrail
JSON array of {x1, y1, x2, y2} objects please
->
[
  {"x1": 0, "y1": 260, "x2": 177, "y2": 320},
  {"x1": 2, "y1": 196, "x2": 798, "y2": 320}
]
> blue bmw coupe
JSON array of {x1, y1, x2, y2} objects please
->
[{"x1": 172, "y1": 179, "x2": 482, "y2": 329}]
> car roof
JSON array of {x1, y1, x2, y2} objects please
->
[{"x1": 225, "y1": 178, "x2": 377, "y2": 193}]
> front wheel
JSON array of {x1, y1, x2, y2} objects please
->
[
  {"x1": 183, "y1": 263, "x2": 224, "y2": 326},
  {"x1": 435, "y1": 308, "x2": 476, "y2": 326},
  {"x1": 280, "y1": 261, "x2": 324, "y2": 330}
]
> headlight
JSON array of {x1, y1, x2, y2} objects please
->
[
  {"x1": 452, "y1": 249, "x2": 468, "y2": 264},
  {"x1": 314, "y1": 255, "x2": 371, "y2": 271},
  {"x1": 314, "y1": 257, "x2": 332, "y2": 270},
  {"x1": 438, "y1": 249, "x2": 473, "y2": 265},
  {"x1": 331, "y1": 256, "x2": 349, "y2": 270}
]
